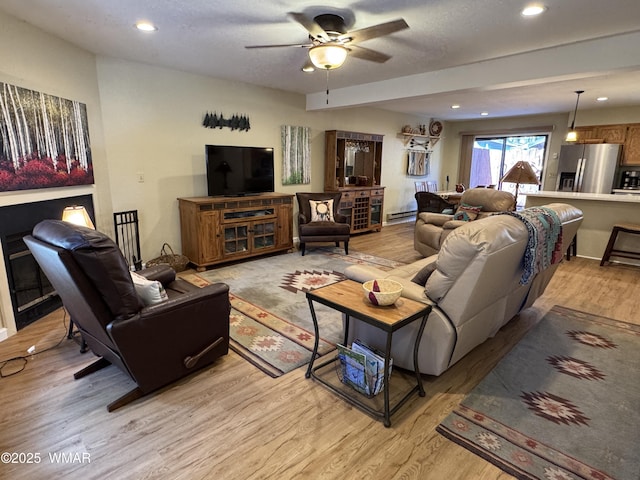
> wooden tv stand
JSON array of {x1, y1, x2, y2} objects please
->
[{"x1": 178, "y1": 193, "x2": 293, "y2": 271}]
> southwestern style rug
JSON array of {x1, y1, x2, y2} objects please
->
[
  {"x1": 436, "y1": 305, "x2": 640, "y2": 480},
  {"x1": 182, "y1": 247, "x2": 404, "y2": 377}
]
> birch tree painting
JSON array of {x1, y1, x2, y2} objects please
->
[
  {"x1": 281, "y1": 125, "x2": 310, "y2": 185},
  {"x1": 0, "y1": 82, "x2": 93, "y2": 192}
]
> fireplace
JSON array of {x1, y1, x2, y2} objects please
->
[{"x1": 0, "y1": 195, "x2": 95, "y2": 330}]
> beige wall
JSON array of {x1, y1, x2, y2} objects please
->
[
  {"x1": 575, "y1": 106, "x2": 640, "y2": 126},
  {"x1": 0, "y1": 11, "x2": 113, "y2": 224},
  {"x1": 95, "y1": 57, "x2": 433, "y2": 258}
]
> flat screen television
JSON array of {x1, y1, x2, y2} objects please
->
[{"x1": 206, "y1": 145, "x2": 275, "y2": 196}]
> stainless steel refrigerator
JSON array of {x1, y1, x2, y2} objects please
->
[{"x1": 555, "y1": 143, "x2": 621, "y2": 193}]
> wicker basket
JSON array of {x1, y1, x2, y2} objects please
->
[
  {"x1": 362, "y1": 279, "x2": 403, "y2": 306},
  {"x1": 146, "y1": 243, "x2": 189, "y2": 272}
]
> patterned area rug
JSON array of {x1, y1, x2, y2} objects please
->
[
  {"x1": 182, "y1": 247, "x2": 404, "y2": 377},
  {"x1": 436, "y1": 305, "x2": 640, "y2": 480}
]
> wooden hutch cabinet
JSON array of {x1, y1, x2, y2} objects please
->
[
  {"x1": 324, "y1": 130, "x2": 385, "y2": 234},
  {"x1": 178, "y1": 193, "x2": 293, "y2": 271}
]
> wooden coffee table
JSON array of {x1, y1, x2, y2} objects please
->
[{"x1": 305, "y1": 279, "x2": 431, "y2": 427}]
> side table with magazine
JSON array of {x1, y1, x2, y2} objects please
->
[{"x1": 305, "y1": 280, "x2": 431, "y2": 427}]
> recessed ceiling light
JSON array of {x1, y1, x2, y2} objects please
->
[
  {"x1": 521, "y1": 4, "x2": 546, "y2": 16},
  {"x1": 136, "y1": 21, "x2": 157, "y2": 32},
  {"x1": 480, "y1": 112, "x2": 489, "y2": 116},
  {"x1": 451, "y1": 104, "x2": 461, "y2": 109},
  {"x1": 596, "y1": 96, "x2": 609, "y2": 102}
]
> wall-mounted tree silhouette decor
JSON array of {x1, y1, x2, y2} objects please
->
[
  {"x1": 0, "y1": 82, "x2": 93, "y2": 192},
  {"x1": 202, "y1": 112, "x2": 250, "y2": 131}
]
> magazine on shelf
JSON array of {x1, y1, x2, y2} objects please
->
[
  {"x1": 337, "y1": 340, "x2": 393, "y2": 396},
  {"x1": 336, "y1": 344, "x2": 368, "y2": 395},
  {"x1": 352, "y1": 339, "x2": 393, "y2": 395}
]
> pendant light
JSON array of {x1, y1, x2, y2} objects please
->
[{"x1": 565, "y1": 90, "x2": 584, "y2": 142}]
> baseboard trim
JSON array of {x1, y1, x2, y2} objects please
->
[{"x1": 383, "y1": 217, "x2": 415, "y2": 227}]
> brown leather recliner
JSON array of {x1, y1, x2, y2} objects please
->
[
  {"x1": 296, "y1": 192, "x2": 350, "y2": 256},
  {"x1": 24, "y1": 220, "x2": 230, "y2": 412}
]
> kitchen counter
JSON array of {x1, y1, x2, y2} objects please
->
[
  {"x1": 612, "y1": 189, "x2": 640, "y2": 195},
  {"x1": 526, "y1": 191, "x2": 640, "y2": 203},
  {"x1": 525, "y1": 191, "x2": 640, "y2": 264}
]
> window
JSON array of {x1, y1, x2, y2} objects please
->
[{"x1": 465, "y1": 133, "x2": 548, "y2": 208}]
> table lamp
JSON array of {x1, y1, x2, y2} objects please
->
[
  {"x1": 500, "y1": 161, "x2": 540, "y2": 208},
  {"x1": 62, "y1": 205, "x2": 95, "y2": 229}
]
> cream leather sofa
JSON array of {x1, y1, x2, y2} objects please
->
[
  {"x1": 414, "y1": 188, "x2": 515, "y2": 257},
  {"x1": 345, "y1": 203, "x2": 583, "y2": 376}
]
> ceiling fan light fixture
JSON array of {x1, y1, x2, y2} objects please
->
[{"x1": 308, "y1": 44, "x2": 348, "y2": 70}]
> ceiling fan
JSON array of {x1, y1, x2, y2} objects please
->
[{"x1": 245, "y1": 12, "x2": 409, "y2": 70}]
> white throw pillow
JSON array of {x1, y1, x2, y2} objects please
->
[
  {"x1": 130, "y1": 271, "x2": 168, "y2": 305},
  {"x1": 309, "y1": 199, "x2": 335, "y2": 222}
]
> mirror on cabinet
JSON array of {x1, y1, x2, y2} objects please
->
[
  {"x1": 345, "y1": 141, "x2": 371, "y2": 178},
  {"x1": 324, "y1": 130, "x2": 383, "y2": 191}
]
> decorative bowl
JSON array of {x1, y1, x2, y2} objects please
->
[{"x1": 363, "y1": 279, "x2": 403, "y2": 306}]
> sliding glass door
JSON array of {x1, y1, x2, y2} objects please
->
[{"x1": 470, "y1": 134, "x2": 547, "y2": 207}]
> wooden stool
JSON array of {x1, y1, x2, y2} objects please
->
[{"x1": 600, "y1": 223, "x2": 640, "y2": 266}]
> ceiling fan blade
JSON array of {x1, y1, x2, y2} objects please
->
[
  {"x1": 347, "y1": 45, "x2": 392, "y2": 63},
  {"x1": 343, "y1": 19, "x2": 409, "y2": 44},
  {"x1": 287, "y1": 12, "x2": 329, "y2": 42},
  {"x1": 245, "y1": 43, "x2": 312, "y2": 49}
]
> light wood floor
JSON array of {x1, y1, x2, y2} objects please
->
[{"x1": 1, "y1": 222, "x2": 638, "y2": 480}]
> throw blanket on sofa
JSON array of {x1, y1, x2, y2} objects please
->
[{"x1": 500, "y1": 207, "x2": 563, "y2": 285}]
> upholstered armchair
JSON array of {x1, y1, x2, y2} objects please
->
[
  {"x1": 24, "y1": 220, "x2": 230, "y2": 412},
  {"x1": 296, "y1": 192, "x2": 351, "y2": 256},
  {"x1": 414, "y1": 188, "x2": 515, "y2": 257}
]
